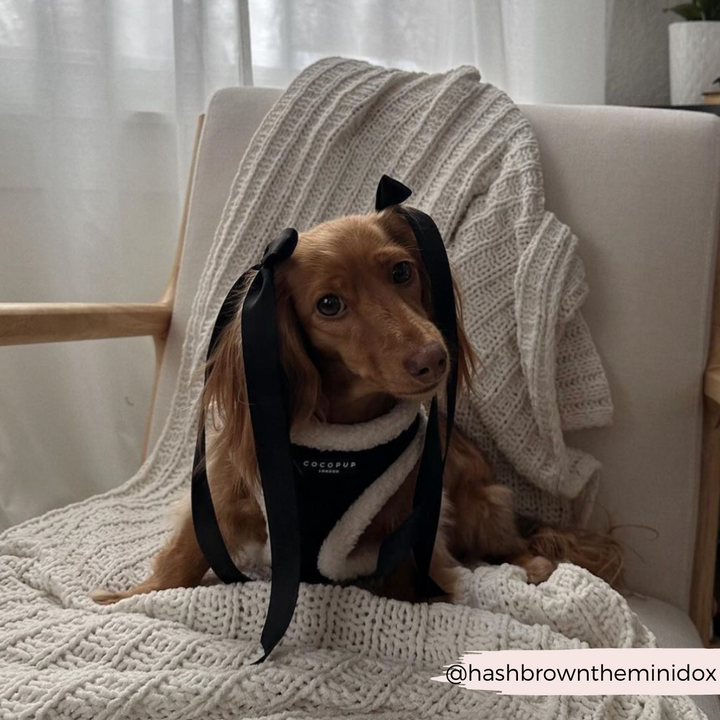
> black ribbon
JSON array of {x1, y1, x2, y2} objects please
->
[
  {"x1": 191, "y1": 271, "x2": 251, "y2": 586},
  {"x1": 192, "y1": 228, "x2": 301, "y2": 663},
  {"x1": 373, "y1": 176, "x2": 458, "y2": 594},
  {"x1": 191, "y1": 177, "x2": 459, "y2": 662}
]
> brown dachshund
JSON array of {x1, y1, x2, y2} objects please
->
[{"x1": 93, "y1": 208, "x2": 620, "y2": 605}]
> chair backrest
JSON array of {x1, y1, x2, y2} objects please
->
[{"x1": 149, "y1": 87, "x2": 720, "y2": 613}]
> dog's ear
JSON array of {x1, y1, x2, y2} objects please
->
[
  {"x1": 451, "y1": 274, "x2": 478, "y2": 396},
  {"x1": 202, "y1": 299, "x2": 258, "y2": 483},
  {"x1": 376, "y1": 209, "x2": 433, "y2": 306},
  {"x1": 377, "y1": 209, "x2": 478, "y2": 394},
  {"x1": 275, "y1": 282, "x2": 324, "y2": 425},
  {"x1": 202, "y1": 276, "x2": 324, "y2": 482}
]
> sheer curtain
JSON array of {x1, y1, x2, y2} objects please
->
[
  {"x1": 0, "y1": 0, "x2": 609, "y2": 530},
  {"x1": 249, "y1": 0, "x2": 609, "y2": 104},
  {"x1": 0, "y1": 0, "x2": 251, "y2": 529}
]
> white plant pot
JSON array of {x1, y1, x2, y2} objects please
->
[{"x1": 669, "y1": 21, "x2": 720, "y2": 105}]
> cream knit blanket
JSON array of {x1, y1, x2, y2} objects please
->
[{"x1": 0, "y1": 59, "x2": 703, "y2": 719}]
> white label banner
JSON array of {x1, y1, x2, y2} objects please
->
[{"x1": 433, "y1": 649, "x2": 720, "y2": 695}]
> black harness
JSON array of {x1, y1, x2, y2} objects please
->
[
  {"x1": 293, "y1": 413, "x2": 421, "y2": 584},
  {"x1": 191, "y1": 176, "x2": 458, "y2": 661}
]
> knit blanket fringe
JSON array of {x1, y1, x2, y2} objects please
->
[{"x1": 0, "y1": 59, "x2": 702, "y2": 719}]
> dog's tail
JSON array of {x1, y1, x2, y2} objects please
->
[{"x1": 521, "y1": 520, "x2": 625, "y2": 588}]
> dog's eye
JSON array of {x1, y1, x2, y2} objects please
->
[
  {"x1": 316, "y1": 294, "x2": 345, "y2": 317},
  {"x1": 391, "y1": 261, "x2": 413, "y2": 284}
]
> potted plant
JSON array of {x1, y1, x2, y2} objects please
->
[{"x1": 667, "y1": 1, "x2": 720, "y2": 104}]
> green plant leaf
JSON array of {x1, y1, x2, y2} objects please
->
[
  {"x1": 697, "y1": 0, "x2": 720, "y2": 19},
  {"x1": 708, "y1": 0, "x2": 720, "y2": 19},
  {"x1": 665, "y1": 2, "x2": 705, "y2": 19}
]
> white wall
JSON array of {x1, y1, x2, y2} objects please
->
[{"x1": 607, "y1": 0, "x2": 675, "y2": 106}]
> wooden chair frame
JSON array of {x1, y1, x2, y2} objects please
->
[
  {"x1": 0, "y1": 116, "x2": 204, "y2": 459},
  {"x1": 1, "y1": 113, "x2": 719, "y2": 644}
]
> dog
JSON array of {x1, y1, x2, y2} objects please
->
[{"x1": 93, "y1": 208, "x2": 621, "y2": 606}]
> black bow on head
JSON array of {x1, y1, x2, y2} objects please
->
[
  {"x1": 375, "y1": 174, "x2": 412, "y2": 209},
  {"x1": 192, "y1": 177, "x2": 458, "y2": 662}
]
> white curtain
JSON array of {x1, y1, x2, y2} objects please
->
[
  {"x1": 0, "y1": 0, "x2": 608, "y2": 530},
  {"x1": 249, "y1": 0, "x2": 609, "y2": 104},
  {"x1": 0, "y1": 0, "x2": 251, "y2": 529}
]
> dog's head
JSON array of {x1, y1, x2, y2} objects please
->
[
  {"x1": 203, "y1": 210, "x2": 475, "y2": 478},
  {"x1": 276, "y1": 210, "x2": 475, "y2": 416}
]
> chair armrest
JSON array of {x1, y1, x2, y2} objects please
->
[{"x1": 0, "y1": 302, "x2": 172, "y2": 346}]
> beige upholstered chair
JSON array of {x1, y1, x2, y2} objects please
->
[{"x1": 2, "y1": 88, "x2": 720, "y2": 716}]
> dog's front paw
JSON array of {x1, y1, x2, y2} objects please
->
[
  {"x1": 90, "y1": 588, "x2": 133, "y2": 605},
  {"x1": 518, "y1": 555, "x2": 555, "y2": 584},
  {"x1": 524, "y1": 556, "x2": 556, "y2": 584}
]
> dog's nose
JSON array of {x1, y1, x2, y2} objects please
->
[{"x1": 404, "y1": 342, "x2": 448, "y2": 383}]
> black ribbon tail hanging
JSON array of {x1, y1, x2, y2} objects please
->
[
  {"x1": 373, "y1": 397, "x2": 445, "y2": 597},
  {"x1": 192, "y1": 271, "x2": 252, "y2": 585},
  {"x1": 373, "y1": 175, "x2": 459, "y2": 597},
  {"x1": 397, "y1": 204, "x2": 459, "y2": 438},
  {"x1": 191, "y1": 431, "x2": 250, "y2": 586},
  {"x1": 192, "y1": 228, "x2": 302, "y2": 663},
  {"x1": 241, "y1": 228, "x2": 302, "y2": 662}
]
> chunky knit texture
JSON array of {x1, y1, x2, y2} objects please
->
[{"x1": 0, "y1": 59, "x2": 697, "y2": 720}]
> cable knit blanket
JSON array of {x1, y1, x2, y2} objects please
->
[{"x1": 0, "y1": 58, "x2": 704, "y2": 719}]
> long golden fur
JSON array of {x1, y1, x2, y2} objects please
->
[{"x1": 93, "y1": 209, "x2": 621, "y2": 605}]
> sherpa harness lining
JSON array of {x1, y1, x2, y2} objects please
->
[
  {"x1": 191, "y1": 175, "x2": 459, "y2": 662},
  {"x1": 292, "y1": 399, "x2": 425, "y2": 584}
]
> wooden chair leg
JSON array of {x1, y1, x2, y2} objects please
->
[{"x1": 141, "y1": 115, "x2": 206, "y2": 461}]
